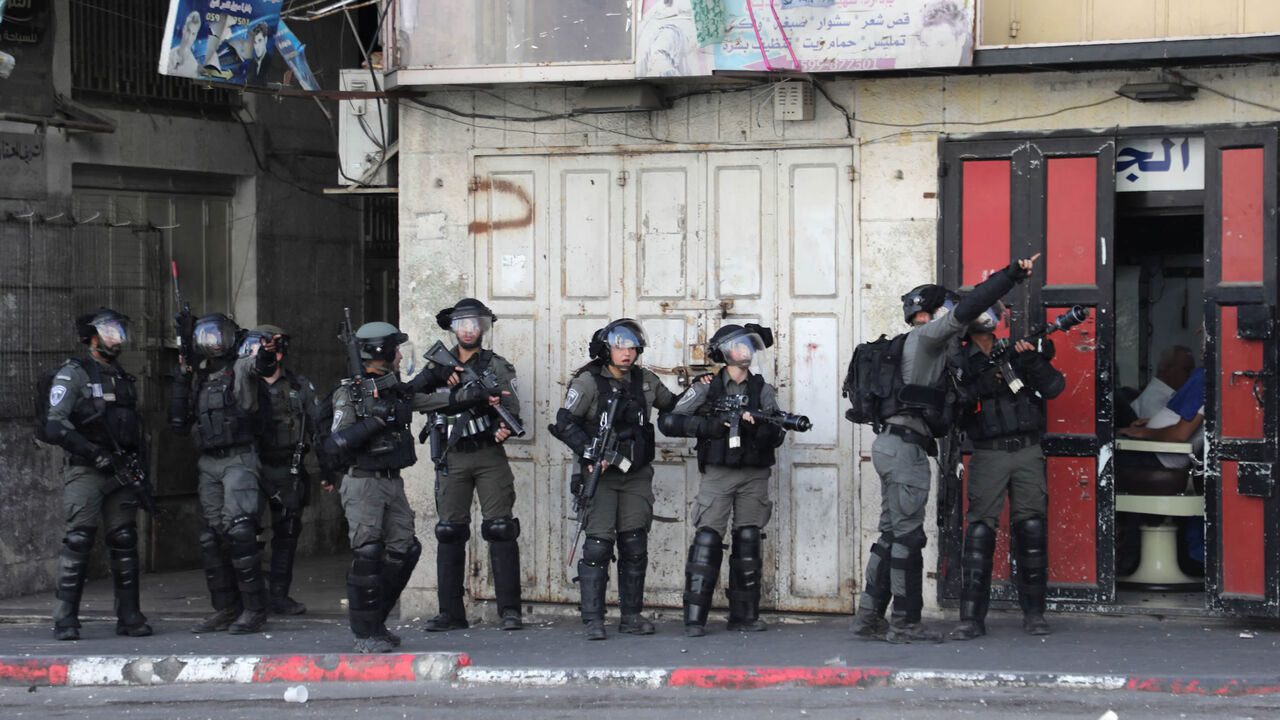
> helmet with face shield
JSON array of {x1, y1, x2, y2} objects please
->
[
  {"x1": 968, "y1": 300, "x2": 1006, "y2": 335},
  {"x1": 707, "y1": 323, "x2": 774, "y2": 367},
  {"x1": 589, "y1": 318, "x2": 647, "y2": 361},
  {"x1": 436, "y1": 298, "x2": 497, "y2": 350},
  {"x1": 194, "y1": 313, "x2": 240, "y2": 360},
  {"x1": 76, "y1": 307, "x2": 130, "y2": 358}
]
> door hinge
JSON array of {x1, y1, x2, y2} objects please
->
[
  {"x1": 847, "y1": 166, "x2": 857, "y2": 182},
  {"x1": 1009, "y1": 20, "x2": 1020, "y2": 38},
  {"x1": 617, "y1": 171, "x2": 629, "y2": 187},
  {"x1": 468, "y1": 176, "x2": 483, "y2": 192}
]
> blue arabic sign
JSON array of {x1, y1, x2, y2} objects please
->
[{"x1": 1115, "y1": 136, "x2": 1204, "y2": 192}]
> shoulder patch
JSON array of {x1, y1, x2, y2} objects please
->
[
  {"x1": 331, "y1": 409, "x2": 345, "y2": 431},
  {"x1": 49, "y1": 385, "x2": 67, "y2": 407},
  {"x1": 564, "y1": 388, "x2": 581, "y2": 410}
]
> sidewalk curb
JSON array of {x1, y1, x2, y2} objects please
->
[
  {"x1": 456, "y1": 665, "x2": 1280, "y2": 696},
  {"x1": 0, "y1": 652, "x2": 469, "y2": 687}
]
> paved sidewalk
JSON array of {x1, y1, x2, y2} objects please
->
[{"x1": 2, "y1": 554, "x2": 1278, "y2": 695}]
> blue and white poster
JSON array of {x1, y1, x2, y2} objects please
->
[{"x1": 158, "y1": 0, "x2": 284, "y2": 87}]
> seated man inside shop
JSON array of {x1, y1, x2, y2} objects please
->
[
  {"x1": 1115, "y1": 361, "x2": 1205, "y2": 577},
  {"x1": 1130, "y1": 345, "x2": 1196, "y2": 422}
]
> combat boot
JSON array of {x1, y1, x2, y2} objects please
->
[
  {"x1": 851, "y1": 605, "x2": 890, "y2": 638},
  {"x1": 499, "y1": 608, "x2": 524, "y2": 631},
  {"x1": 886, "y1": 622, "x2": 944, "y2": 644},
  {"x1": 425, "y1": 535, "x2": 469, "y2": 632},
  {"x1": 228, "y1": 607, "x2": 268, "y2": 634},
  {"x1": 616, "y1": 530, "x2": 655, "y2": 636},
  {"x1": 950, "y1": 523, "x2": 994, "y2": 642},
  {"x1": 107, "y1": 526, "x2": 152, "y2": 637},
  {"x1": 1013, "y1": 518, "x2": 1051, "y2": 637},
  {"x1": 949, "y1": 620, "x2": 986, "y2": 641},
  {"x1": 578, "y1": 555, "x2": 609, "y2": 641},
  {"x1": 353, "y1": 635, "x2": 395, "y2": 654},
  {"x1": 192, "y1": 605, "x2": 242, "y2": 633},
  {"x1": 619, "y1": 613, "x2": 656, "y2": 635},
  {"x1": 584, "y1": 618, "x2": 607, "y2": 641}
]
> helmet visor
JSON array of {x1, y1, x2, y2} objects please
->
[
  {"x1": 237, "y1": 331, "x2": 266, "y2": 358},
  {"x1": 970, "y1": 304, "x2": 1003, "y2": 334},
  {"x1": 194, "y1": 318, "x2": 235, "y2": 357},
  {"x1": 716, "y1": 332, "x2": 765, "y2": 367},
  {"x1": 93, "y1": 318, "x2": 128, "y2": 349},
  {"x1": 451, "y1": 316, "x2": 491, "y2": 338},
  {"x1": 606, "y1": 325, "x2": 645, "y2": 351},
  {"x1": 397, "y1": 341, "x2": 416, "y2": 375}
]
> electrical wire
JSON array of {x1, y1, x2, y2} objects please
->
[
  {"x1": 856, "y1": 94, "x2": 1124, "y2": 128},
  {"x1": 1166, "y1": 70, "x2": 1280, "y2": 114}
]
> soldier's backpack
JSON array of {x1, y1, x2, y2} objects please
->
[
  {"x1": 841, "y1": 333, "x2": 907, "y2": 432},
  {"x1": 34, "y1": 357, "x2": 87, "y2": 445}
]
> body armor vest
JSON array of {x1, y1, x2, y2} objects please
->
[
  {"x1": 877, "y1": 337, "x2": 959, "y2": 438},
  {"x1": 696, "y1": 373, "x2": 776, "y2": 472},
  {"x1": 194, "y1": 363, "x2": 260, "y2": 450},
  {"x1": 960, "y1": 346, "x2": 1046, "y2": 441},
  {"x1": 592, "y1": 368, "x2": 656, "y2": 469},
  {"x1": 71, "y1": 358, "x2": 143, "y2": 452},
  {"x1": 260, "y1": 372, "x2": 305, "y2": 463},
  {"x1": 355, "y1": 378, "x2": 416, "y2": 471},
  {"x1": 441, "y1": 349, "x2": 495, "y2": 443}
]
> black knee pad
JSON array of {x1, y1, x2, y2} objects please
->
[
  {"x1": 965, "y1": 522, "x2": 996, "y2": 554},
  {"x1": 1013, "y1": 517, "x2": 1047, "y2": 543},
  {"x1": 732, "y1": 525, "x2": 762, "y2": 548},
  {"x1": 63, "y1": 527, "x2": 96, "y2": 554},
  {"x1": 351, "y1": 541, "x2": 385, "y2": 577},
  {"x1": 692, "y1": 527, "x2": 723, "y2": 550},
  {"x1": 226, "y1": 515, "x2": 258, "y2": 548},
  {"x1": 581, "y1": 536, "x2": 614, "y2": 567},
  {"x1": 617, "y1": 529, "x2": 648, "y2": 562},
  {"x1": 105, "y1": 524, "x2": 137, "y2": 551},
  {"x1": 434, "y1": 521, "x2": 471, "y2": 544},
  {"x1": 394, "y1": 536, "x2": 423, "y2": 565},
  {"x1": 481, "y1": 517, "x2": 521, "y2": 543},
  {"x1": 894, "y1": 527, "x2": 928, "y2": 551}
]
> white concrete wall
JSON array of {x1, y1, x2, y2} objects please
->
[{"x1": 397, "y1": 62, "x2": 1280, "y2": 618}]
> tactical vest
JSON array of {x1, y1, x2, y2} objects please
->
[
  {"x1": 194, "y1": 362, "x2": 260, "y2": 451},
  {"x1": 70, "y1": 357, "x2": 143, "y2": 452},
  {"x1": 695, "y1": 372, "x2": 776, "y2": 472},
  {"x1": 354, "y1": 377, "x2": 417, "y2": 471},
  {"x1": 877, "y1": 351, "x2": 958, "y2": 438},
  {"x1": 592, "y1": 368, "x2": 656, "y2": 469},
  {"x1": 959, "y1": 346, "x2": 1046, "y2": 441},
  {"x1": 260, "y1": 372, "x2": 306, "y2": 464},
  {"x1": 442, "y1": 349, "x2": 495, "y2": 444}
]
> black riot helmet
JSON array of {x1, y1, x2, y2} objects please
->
[
  {"x1": 238, "y1": 323, "x2": 289, "y2": 358},
  {"x1": 193, "y1": 313, "x2": 240, "y2": 360},
  {"x1": 589, "y1": 318, "x2": 646, "y2": 362},
  {"x1": 901, "y1": 284, "x2": 958, "y2": 326},
  {"x1": 436, "y1": 298, "x2": 497, "y2": 350},
  {"x1": 707, "y1": 323, "x2": 773, "y2": 367},
  {"x1": 76, "y1": 307, "x2": 130, "y2": 358},
  {"x1": 356, "y1": 321, "x2": 414, "y2": 373}
]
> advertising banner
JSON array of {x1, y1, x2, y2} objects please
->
[{"x1": 158, "y1": 0, "x2": 284, "y2": 87}]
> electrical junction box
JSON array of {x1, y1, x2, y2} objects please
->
[
  {"x1": 338, "y1": 68, "x2": 390, "y2": 186},
  {"x1": 774, "y1": 82, "x2": 814, "y2": 121}
]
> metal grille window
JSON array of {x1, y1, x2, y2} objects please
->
[
  {"x1": 69, "y1": 0, "x2": 238, "y2": 114},
  {"x1": 0, "y1": 213, "x2": 163, "y2": 419}
]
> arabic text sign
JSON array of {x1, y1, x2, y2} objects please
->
[
  {"x1": 1115, "y1": 136, "x2": 1204, "y2": 192},
  {"x1": 0, "y1": 132, "x2": 46, "y2": 199},
  {"x1": 157, "y1": 0, "x2": 283, "y2": 87}
]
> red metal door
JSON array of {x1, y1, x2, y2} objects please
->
[
  {"x1": 1203, "y1": 127, "x2": 1280, "y2": 618},
  {"x1": 939, "y1": 137, "x2": 1116, "y2": 605}
]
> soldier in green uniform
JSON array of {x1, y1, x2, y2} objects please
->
[
  {"x1": 658, "y1": 324, "x2": 788, "y2": 637},
  {"x1": 44, "y1": 308, "x2": 153, "y2": 641},
  {"x1": 169, "y1": 313, "x2": 277, "y2": 635},
  {"x1": 238, "y1": 325, "x2": 326, "y2": 615},
  {"x1": 421, "y1": 299, "x2": 525, "y2": 633},
  {"x1": 551, "y1": 319, "x2": 679, "y2": 640},
  {"x1": 324, "y1": 322, "x2": 457, "y2": 653}
]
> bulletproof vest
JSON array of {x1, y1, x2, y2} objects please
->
[
  {"x1": 444, "y1": 349, "x2": 495, "y2": 441},
  {"x1": 592, "y1": 368, "x2": 656, "y2": 469},
  {"x1": 193, "y1": 362, "x2": 260, "y2": 450},
  {"x1": 260, "y1": 372, "x2": 305, "y2": 462},
  {"x1": 877, "y1": 348, "x2": 958, "y2": 438},
  {"x1": 354, "y1": 375, "x2": 417, "y2": 471},
  {"x1": 71, "y1": 357, "x2": 143, "y2": 452},
  {"x1": 696, "y1": 372, "x2": 776, "y2": 472},
  {"x1": 959, "y1": 345, "x2": 1046, "y2": 441}
]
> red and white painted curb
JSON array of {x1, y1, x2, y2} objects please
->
[
  {"x1": 4, "y1": 656, "x2": 1280, "y2": 695},
  {"x1": 0, "y1": 652, "x2": 468, "y2": 686},
  {"x1": 456, "y1": 665, "x2": 1280, "y2": 696}
]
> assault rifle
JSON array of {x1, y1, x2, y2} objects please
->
[
  {"x1": 111, "y1": 450, "x2": 162, "y2": 517},
  {"x1": 981, "y1": 305, "x2": 1090, "y2": 394},
  {"x1": 422, "y1": 411, "x2": 450, "y2": 475},
  {"x1": 566, "y1": 388, "x2": 630, "y2": 565},
  {"x1": 708, "y1": 395, "x2": 812, "y2": 449},
  {"x1": 171, "y1": 261, "x2": 195, "y2": 368},
  {"x1": 338, "y1": 307, "x2": 378, "y2": 418},
  {"x1": 422, "y1": 341, "x2": 525, "y2": 438}
]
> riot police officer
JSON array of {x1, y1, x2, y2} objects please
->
[
  {"x1": 852, "y1": 254, "x2": 1039, "y2": 644},
  {"x1": 169, "y1": 313, "x2": 277, "y2": 635},
  {"x1": 44, "y1": 308, "x2": 152, "y2": 640},
  {"x1": 551, "y1": 319, "x2": 679, "y2": 640},
  {"x1": 324, "y1": 322, "x2": 452, "y2": 653},
  {"x1": 949, "y1": 304, "x2": 1064, "y2": 640},
  {"x1": 658, "y1": 324, "x2": 787, "y2": 637},
  {"x1": 238, "y1": 325, "x2": 326, "y2": 616},
  {"x1": 422, "y1": 299, "x2": 525, "y2": 632}
]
